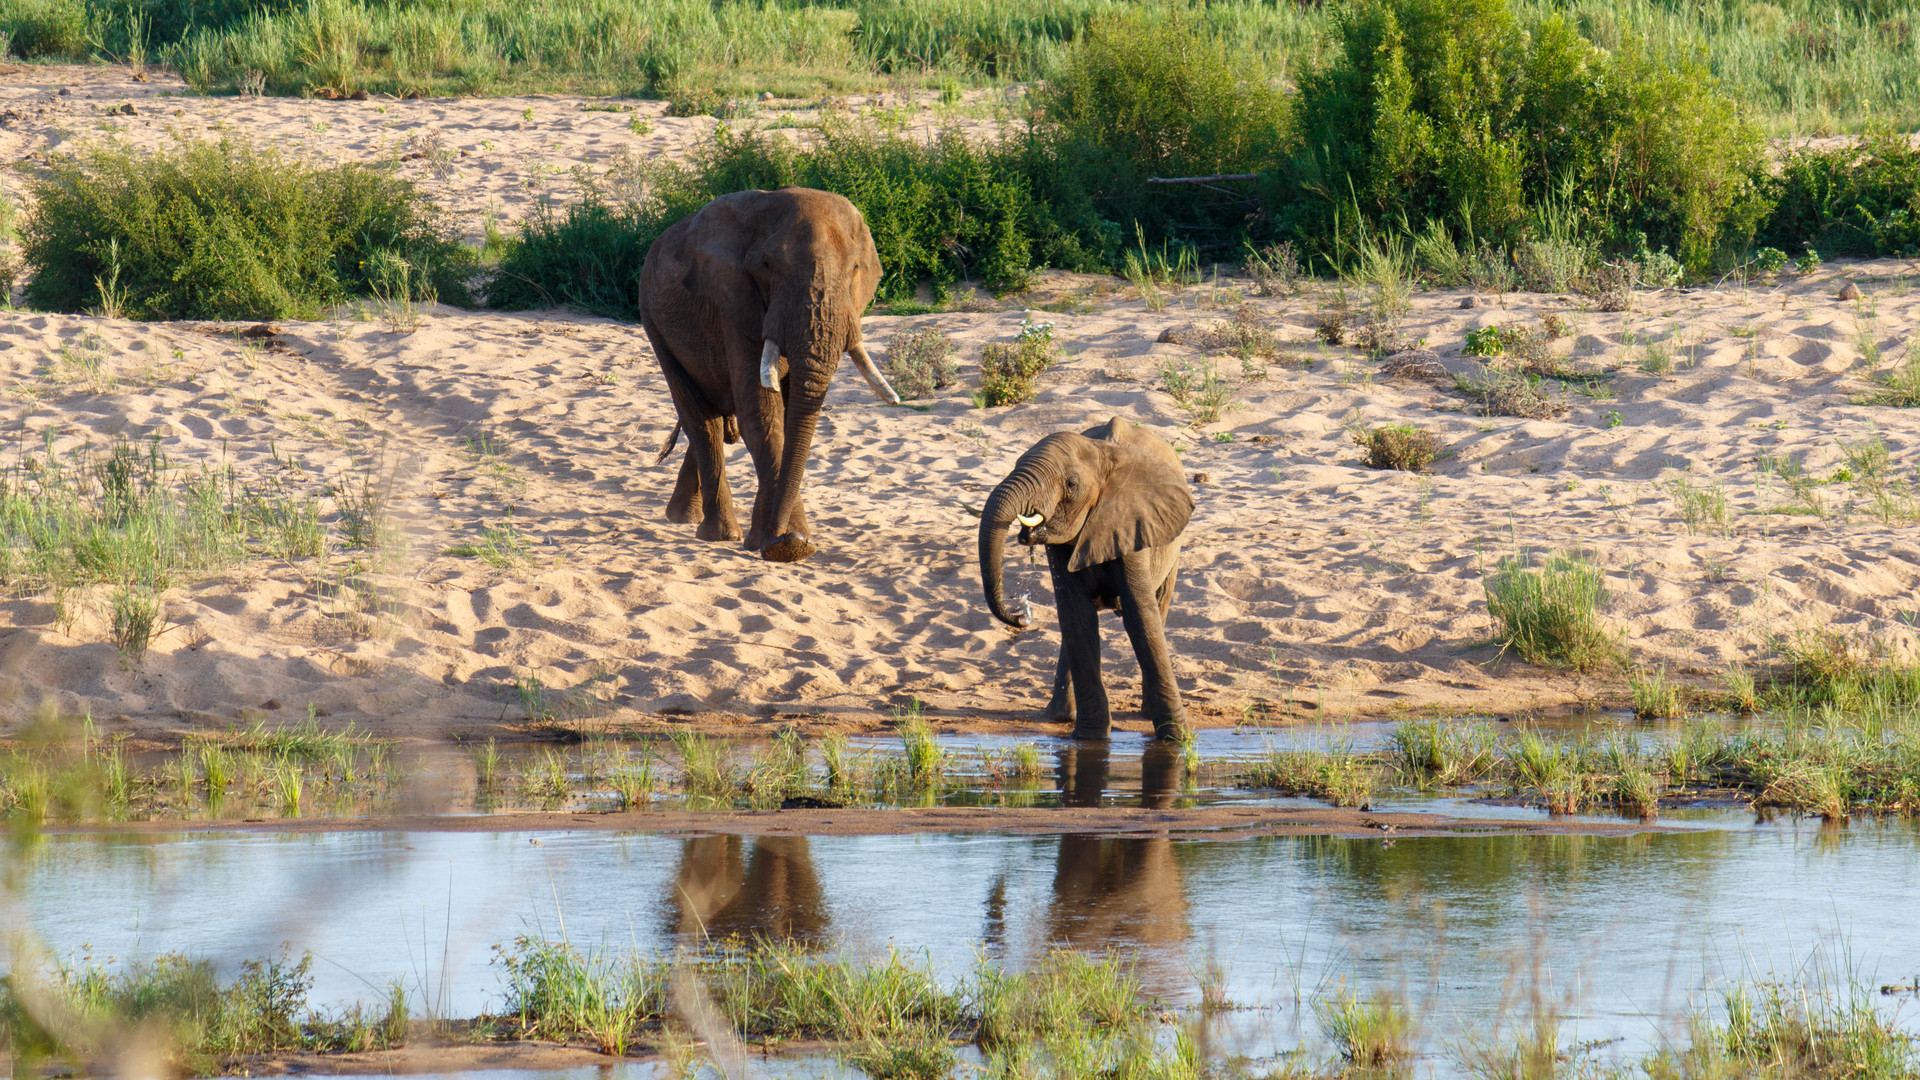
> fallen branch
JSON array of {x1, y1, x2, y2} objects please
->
[{"x1": 1145, "y1": 173, "x2": 1261, "y2": 185}]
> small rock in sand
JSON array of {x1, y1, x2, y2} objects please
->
[
  {"x1": 1459, "y1": 296, "x2": 1477, "y2": 309},
  {"x1": 1838, "y1": 282, "x2": 1862, "y2": 300}
]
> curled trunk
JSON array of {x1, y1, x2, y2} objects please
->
[{"x1": 980, "y1": 469, "x2": 1046, "y2": 627}]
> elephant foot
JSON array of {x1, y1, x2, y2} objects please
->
[
  {"x1": 1044, "y1": 690, "x2": 1074, "y2": 726},
  {"x1": 762, "y1": 533, "x2": 817, "y2": 563},
  {"x1": 1152, "y1": 721, "x2": 1193, "y2": 743},
  {"x1": 665, "y1": 497, "x2": 700, "y2": 525},
  {"x1": 696, "y1": 516, "x2": 742, "y2": 542},
  {"x1": 1071, "y1": 718, "x2": 1112, "y2": 740}
]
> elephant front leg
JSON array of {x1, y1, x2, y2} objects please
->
[
  {"x1": 738, "y1": 394, "x2": 785, "y2": 554},
  {"x1": 1118, "y1": 551, "x2": 1188, "y2": 741},
  {"x1": 1040, "y1": 547, "x2": 1076, "y2": 726},
  {"x1": 1054, "y1": 570, "x2": 1110, "y2": 740},
  {"x1": 1045, "y1": 649, "x2": 1076, "y2": 725}
]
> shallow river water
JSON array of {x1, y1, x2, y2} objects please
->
[
  {"x1": 13, "y1": 818, "x2": 1919, "y2": 1056},
  {"x1": 9, "y1": 727, "x2": 1917, "y2": 1072}
]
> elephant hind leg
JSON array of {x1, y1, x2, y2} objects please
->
[
  {"x1": 666, "y1": 451, "x2": 703, "y2": 524},
  {"x1": 649, "y1": 327, "x2": 741, "y2": 543},
  {"x1": 690, "y1": 418, "x2": 743, "y2": 542}
]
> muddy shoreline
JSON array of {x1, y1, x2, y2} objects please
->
[{"x1": 38, "y1": 802, "x2": 1674, "y2": 839}]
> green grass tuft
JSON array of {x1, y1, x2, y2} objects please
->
[
  {"x1": 1483, "y1": 549, "x2": 1620, "y2": 671},
  {"x1": 1353, "y1": 423, "x2": 1442, "y2": 472},
  {"x1": 1630, "y1": 665, "x2": 1688, "y2": 720}
]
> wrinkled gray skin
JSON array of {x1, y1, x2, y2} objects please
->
[
  {"x1": 640, "y1": 187, "x2": 899, "y2": 562},
  {"x1": 979, "y1": 416, "x2": 1195, "y2": 740}
]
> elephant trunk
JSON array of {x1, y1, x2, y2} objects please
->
[
  {"x1": 758, "y1": 303, "x2": 846, "y2": 562},
  {"x1": 980, "y1": 465, "x2": 1050, "y2": 628}
]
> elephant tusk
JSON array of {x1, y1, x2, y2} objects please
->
[
  {"x1": 1016, "y1": 513, "x2": 1045, "y2": 527},
  {"x1": 759, "y1": 339, "x2": 782, "y2": 390},
  {"x1": 846, "y1": 342, "x2": 901, "y2": 405}
]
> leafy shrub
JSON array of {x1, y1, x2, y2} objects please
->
[
  {"x1": 488, "y1": 198, "x2": 682, "y2": 319},
  {"x1": 883, "y1": 328, "x2": 958, "y2": 399},
  {"x1": 1282, "y1": 0, "x2": 1766, "y2": 273},
  {"x1": 1761, "y1": 135, "x2": 1920, "y2": 258},
  {"x1": 493, "y1": 125, "x2": 1036, "y2": 313},
  {"x1": 1159, "y1": 356, "x2": 1235, "y2": 422},
  {"x1": 976, "y1": 319, "x2": 1056, "y2": 407},
  {"x1": 1354, "y1": 423, "x2": 1441, "y2": 472},
  {"x1": 22, "y1": 138, "x2": 471, "y2": 321},
  {"x1": 1484, "y1": 549, "x2": 1619, "y2": 670},
  {"x1": 779, "y1": 127, "x2": 1035, "y2": 300},
  {"x1": 1028, "y1": 11, "x2": 1290, "y2": 262},
  {"x1": 1753, "y1": 246, "x2": 1788, "y2": 275},
  {"x1": 1464, "y1": 326, "x2": 1506, "y2": 357},
  {"x1": 1, "y1": 0, "x2": 87, "y2": 59}
]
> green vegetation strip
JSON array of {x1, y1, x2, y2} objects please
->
[
  {"x1": 1243, "y1": 713, "x2": 1920, "y2": 820},
  {"x1": 7, "y1": 0, "x2": 1920, "y2": 135},
  {"x1": 0, "y1": 708, "x2": 1048, "y2": 823},
  {"x1": 11, "y1": 0, "x2": 1920, "y2": 323},
  {"x1": 6, "y1": 936, "x2": 1912, "y2": 1080}
]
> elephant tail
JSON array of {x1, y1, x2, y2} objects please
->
[
  {"x1": 653, "y1": 416, "x2": 740, "y2": 465},
  {"x1": 654, "y1": 423, "x2": 682, "y2": 465}
]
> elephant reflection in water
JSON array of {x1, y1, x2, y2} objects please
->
[
  {"x1": 1035, "y1": 743, "x2": 1192, "y2": 985},
  {"x1": 665, "y1": 836, "x2": 829, "y2": 944}
]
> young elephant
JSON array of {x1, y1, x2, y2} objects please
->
[{"x1": 978, "y1": 417, "x2": 1195, "y2": 740}]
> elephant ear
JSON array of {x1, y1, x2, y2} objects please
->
[
  {"x1": 1069, "y1": 417, "x2": 1194, "y2": 572},
  {"x1": 678, "y1": 202, "x2": 773, "y2": 337}
]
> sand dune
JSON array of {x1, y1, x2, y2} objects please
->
[{"x1": 5, "y1": 66, "x2": 1920, "y2": 741}]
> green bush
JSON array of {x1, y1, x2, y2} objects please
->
[
  {"x1": 22, "y1": 138, "x2": 471, "y2": 321},
  {"x1": 1760, "y1": 134, "x2": 1920, "y2": 258},
  {"x1": 883, "y1": 328, "x2": 959, "y2": 400},
  {"x1": 1, "y1": 0, "x2": 87, "y2": 59},
  {"x1": 783, "y1": 126, "x2": 1036, "y2": 300},
  {"x1": 487, "y1": 198, "x2": 688, "y2": 319},
  {"x1": 1028, "y1": 11, "x2": 1290, "y2": 263},
  {"x1": 1282, "y1": 0, "x2": 1767, "y2": 274},
  {"x1": 491, "y1": 124, "x2": 1037, "y2": 313},
  {"x1": 976, "y1": 319, "x2": 1056, "y2": 407}
]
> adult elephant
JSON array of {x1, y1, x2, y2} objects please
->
[
  {"x1": 640, "y1": 187, "x2": 900, "y2": 563},
  {"x1": 979, "y1": 416, "x2": 1194, "y2": 740}
]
